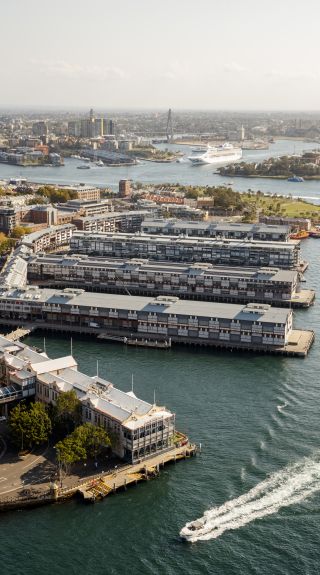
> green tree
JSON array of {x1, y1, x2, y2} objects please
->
[
  {"x1": 53, "y1": 390, "x2": 82, "y2": 434},
  {"x1": 9, "y1": 402, "x2": 52, "y2": 451},
  {"x1": 55, "y1": 435, "x2": 87, "y2": 473},
  {"x1": 55, "y1": 423, "x2": 110, "y2": 473},
  {"x1": 74, "y1": 423, "x2": 111, "y2": 459},
  {"x1": 11, "y1": 226, "x2": 28, "y2": 238}
]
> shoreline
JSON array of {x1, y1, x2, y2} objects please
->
[
  {"x1": 216, "y1": 173, "x2": 320, "y2": 180},
  {"x1": 0, "y1": 442, "x2": 196, "y2": 512}
]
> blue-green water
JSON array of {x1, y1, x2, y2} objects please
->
[
  {"x1": 1, "y1": 139, "x2": 320, "y2": 203},
  {"x1": 1, "y1": 240, "x2": 319, "y2": 574}
]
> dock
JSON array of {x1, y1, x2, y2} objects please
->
[
  {"x1": 1, "y1": 327, "x2": 33, "y2": 342},
  {"x1": 290, "y1": 289, "x2": 315, "y2": 308},
  {"x1": 66, "y1": 443, "x2": 197, "y2": 503}
]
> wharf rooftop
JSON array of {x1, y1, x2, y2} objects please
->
[
  {"x1": 0, "y1": 334, "x2": 176, "y2": 464},
  {"x1": 141, "y1": 219, "x2": 291, "y2": 241}
]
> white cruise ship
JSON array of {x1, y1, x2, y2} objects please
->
[{"x1": 188, "y1": 143, "x2": 242, "y2": 165}]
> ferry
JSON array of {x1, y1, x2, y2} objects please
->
[
  {"x1": 188, "y1": 143, "x2": 242, "y2": 165},
  {"x1": 289, "y1": 230, "x2": 309, "y2": 240}
]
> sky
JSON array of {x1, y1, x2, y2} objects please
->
[{"x1": 1, "y1": 0, "x2": 320, "y2": 110}]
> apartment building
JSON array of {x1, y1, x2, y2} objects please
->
[
  {"x1": 70, "y1": 232, "x2": 302, "y2": 269},
  {"x1": 141, "y1": 219, "x2": 290, "y2": 241},
  {"x1": 26, "y1": 255, "x2": 311, "y2": 307}
]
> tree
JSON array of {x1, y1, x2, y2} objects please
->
[
  {"x1": 55, "y1": 435, "x2": 87, "y2": 474},
  {"x1": 9, "y1": 402, "x2": 52, "y2": 451},
  {"x1": 53, "y1": 390, "x2": 82, "y2": 434},
  {"x1": 11, "y1": 226, "x2": 28, "y2": 238},
  {"x1": 55, "y1": 423, "x2": 110, "y2": 473},
  {"x1": 74, "y1": 423, "x2": 111, "y2": 459}
]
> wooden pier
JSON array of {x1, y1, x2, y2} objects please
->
[
  {"x1": 1, "y1": 327, "x2": 33, "y2": 342},
  {"x1": 59, "y1": 443, "x2": 197, "y2": 504}
]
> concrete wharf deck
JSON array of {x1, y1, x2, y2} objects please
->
[
  {"x1": 60, "y1": 443, "x2": 197, "y2": 504},
  {"x1": 2, "y1": 327, "x2": 33, "y2": 341},
  {"x1": 0, "y1": 443, "x2": 197, "y2": 512}
]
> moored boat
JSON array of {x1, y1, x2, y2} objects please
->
[{"x1": 289, "y1": 230, "x2": 309, "y2": 240}]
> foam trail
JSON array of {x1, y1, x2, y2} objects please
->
[
  {"x1": 277, "y1": 401, "x2": 288, "y2": 413},
  {"x1": 180, "y1": 456, "x2": 320, "y2": 542}
]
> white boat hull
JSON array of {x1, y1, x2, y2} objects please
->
[{"x1": 189, "y1": 152, "x2": 242, "y2": 165}]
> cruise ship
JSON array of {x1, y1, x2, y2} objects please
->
[{"x1": 188, "y1": 143, "x2": 242, "y2": 165}]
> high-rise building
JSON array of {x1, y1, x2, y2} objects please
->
[
  {"x1": 32, "y1": 121, "x2": 48, "y2": 137},
  {"x1": 119, "y1": 179, "x2": 132, "y2": 198},
  {"x1": 68, "y1": 110, "x2": 115, "y2": 139}
]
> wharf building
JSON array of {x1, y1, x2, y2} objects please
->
[
  {"x1": 0, "y1": 335, "x2": 175, "y2": 463},
  {"x1": 0, "y1": 286, "x2": 305, "y2": 354},
  {"x1": 259, "y1": 215, "x2": 312, "y2": 232},
  {"x1": 26, "y1": 254, "x2": 315, "y2": 308},
  {"x1": 141, "y1": 219, "x2": 290, "y2": 242},
  {"x1": 70, "y1": 231, "x2": 303, "y2": 270}
]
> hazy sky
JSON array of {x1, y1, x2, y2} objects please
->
[{"x1": 2, "y1": 0, "x2": 320, "y2": 110}]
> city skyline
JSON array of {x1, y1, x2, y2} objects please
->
[{"x1": 2, "y1": 0, "x2": 320, "y2": 110}]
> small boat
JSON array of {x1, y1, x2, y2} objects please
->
[
  {"x1": 180, "y1": 518, "x2": 207, "y2": 541},
  {"x1": 309, "y1": 230, "x2": 320, "y2": 238},
  {"x1": 95, "y1": 160, "x2": 104, "y2": 166},
  {"x1": 289, "y1": 230, "x2": 309, "y2": 240},
  {"x1": 77, "y1": 164, "x2": 90, "y2": 170},
  {"x1": 287, "y1": 176, "x2": 304, "y2": 182}
]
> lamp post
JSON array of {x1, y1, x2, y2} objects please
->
[{"x1": 53, "y1": 447, "x2": 63, "y2": 488}]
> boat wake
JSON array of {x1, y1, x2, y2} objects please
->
[
  {"x1": 180, "y1": 455, "x2": 320, "y2": 542},
  {"x1": 277, "y1": 401, "x2": 288, "y2": 413}
]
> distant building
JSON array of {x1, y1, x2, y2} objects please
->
[
  {"x1": 119, "y1": 179, "x2": 132, "y2": 198},
  {"x1": 32, "y1": 121, "x2": 48, "y2": 137},
  {"x1": 68, "y1": 110, "x2": 115, "y2": 138},
  {"x1": 58, "y1": 185, "x2": 101, "y2": 202},
  {"x1": 259, "y1": 215, "x2": 312, "y2": 232}
]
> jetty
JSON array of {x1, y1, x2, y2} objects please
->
[{"x1": 0, "y1": 327, "x2": 33, "y2": 342}]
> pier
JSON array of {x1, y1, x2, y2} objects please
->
[
  {"x1": 2, "y1": 327, "x2": 33, "y2": 342},
  {"x1": 0, "y1": 442, "x2": 197, "y2": 512}
]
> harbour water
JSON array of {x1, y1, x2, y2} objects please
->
[
  {"x1": 1, "y1": 239, "x2": 320, "y2": 574},
  {"x1": 1, "y1": 139, "x2": 320, "y2": 203}
]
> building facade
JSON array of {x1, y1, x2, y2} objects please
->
[
  {"x1": 70, "y1": 232, "x2": 302, "y2": 269},
  {"x1": 141, "y1": 219, "x2": 290, "y2": 241},
  {"x1": 0, "y1": 335, "x2": 175, "y2": 463},
  {"x1": 26, "y1": 255, "x2": 311, "y2": 307},
  {"x1": 0, "y1": 287, "x2": 294, "y2": 351}
]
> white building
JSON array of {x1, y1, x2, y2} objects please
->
[{"x1": 0, "y1": 335, "x2": 175, "y2": 463}]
